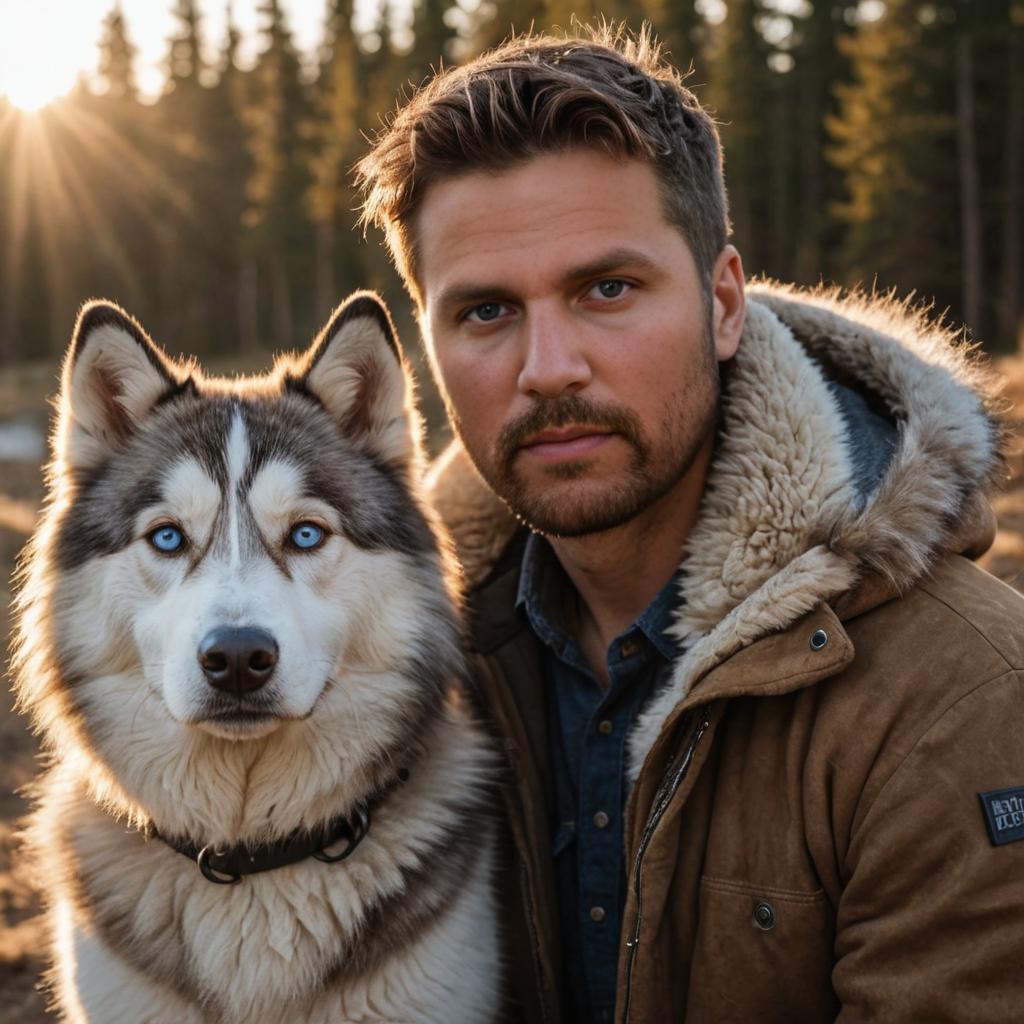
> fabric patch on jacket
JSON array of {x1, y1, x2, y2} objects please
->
[{"x1": 979, "y1": 787, "x2": 1024, "y2": 846}]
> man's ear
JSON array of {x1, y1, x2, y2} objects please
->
[
  {"x1": 58, "y1": 301, "x2": 184, "y2": 471},
  {"x1": 293, "y1": 291, "x2": 418, "y2": 468}
]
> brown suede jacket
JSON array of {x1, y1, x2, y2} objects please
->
[{"x1": 427, "y1": 284, "x2": 1024, "y2": 1023}]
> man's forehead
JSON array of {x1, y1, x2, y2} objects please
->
[{"x1": 412, "y1": 151, "x2": 672, "y2": 305}]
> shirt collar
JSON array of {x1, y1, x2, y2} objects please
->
[{"x1": 516, "y1": 531, "x2": 685, "y2": 662}]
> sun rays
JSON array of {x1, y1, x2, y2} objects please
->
[{"x1": 0, "y1": 93, "x2": 205, "y2": 353}]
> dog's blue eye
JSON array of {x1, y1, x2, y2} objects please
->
[
  {"x1": 149, "y1": 525, "x2": 184, "y2": 553},
  {"x1": 290, "y1": 522, "x2": 324, "y2": 550}
]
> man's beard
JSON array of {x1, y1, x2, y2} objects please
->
[{"x1": 448, "y1": 343, "x2": 721, "y2": 539}]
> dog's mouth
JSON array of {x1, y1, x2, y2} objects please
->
[{"x1": 194, "y1": 701, "x2": 287, "y2": 741}]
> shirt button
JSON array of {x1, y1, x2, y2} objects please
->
[
  {"x1": 590, "y1": 905, "x2": 606, "y2": 922},
  {"x1": 597, "y1": 719, "x2": 613, "y2": 735},
  {"x1": 620, "y1": 637, "x2": 642, "y2": 658},
  {"x1": 593, "y1": 810, "x2": 610, "y2": 829}
]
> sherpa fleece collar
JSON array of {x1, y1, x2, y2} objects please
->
[{"x1": 426, "y1": 283, "x2": 1008, "y2": 775}]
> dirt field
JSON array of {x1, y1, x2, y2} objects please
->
[{"x1": 1, "y1": 356, "x2": 1022, "y2": 1020}]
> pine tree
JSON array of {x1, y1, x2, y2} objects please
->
[
  {"x1": 954, "y1": 0, "x2": 982, "y2": 334},
  {"x1": 705, "y1": 0, "x2": 777, "y2": 275},
  {"x1": 87, "y1": 2, "x2": 158, "y2": 327},
  {"x1": 307, "y1": 0, "x2": 363, "y2": 321},
  {"x1": 784, "y1": 0, "x2": 857, "y2": 282},
  {"x1": 97, "y1": 2, "x2": 139, "y2": 101},
  {"x1": 404, "y1": 0, "x2": 458, "y2": 88},
  {"x1": 468, "y1": 0, "x2": 545, "y2": 53},
  {"x1": 244, "y1": 0, "x2": 315, "y2": 347},
  {"x1": 828, "y1": 1, "x2": 961, "y2": 320},
  {"x1": 166, "y1": 0, "x2": 204, "y2": 89},
  {"x1": 153, "y1": 0, "x2": 215, "y2": 343},
  {"x1": 358, "y1": 0, "x2": 400, "y2": 118},
  {"x1": 640, "y1": 0, "x2": 705, "y2": 76},
  {"x1": 1002, "y1": 0, "x2": 1024, "y2": 348},
  {"x1": 214, "y1": 4, "x2": 260, "y2": 350}
]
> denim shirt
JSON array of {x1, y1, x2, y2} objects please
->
[{"x1": 516, "y1": 532, "x2": 684, "y2": 1022}]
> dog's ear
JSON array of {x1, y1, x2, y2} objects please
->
[
  {"x1": 294, "y1": 292, "x2": 418, "y2": 467},
  {"x1": 59, "y1": 301, "x2": 183, "y2": 470}
]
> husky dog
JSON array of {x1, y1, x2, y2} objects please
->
[{"x1": 11, "y1": 293, "x2": 498, "y2": 1023}]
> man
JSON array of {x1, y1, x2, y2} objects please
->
[{"x1": 355, "y1": 26, "x2": 1024, "y2": 1023}]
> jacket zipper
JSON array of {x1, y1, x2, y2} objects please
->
[{"x1": 621, "y1": 707, "x2": 712, "y2": 1022}]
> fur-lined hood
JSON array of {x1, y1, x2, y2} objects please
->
[{"x1": 426, "y1": 283, "x2": 1009, "y2": 773}]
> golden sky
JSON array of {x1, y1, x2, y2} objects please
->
[{"x1": 0, "y1": 0, "x2": 379, "y2": 111}]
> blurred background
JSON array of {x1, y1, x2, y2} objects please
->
[{"x1": 1, "y1": 1, "x2": 1022, "y2": 1018}]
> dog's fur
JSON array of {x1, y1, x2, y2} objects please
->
[{"x1": 11, "y1": 293, "x2": 498, "y2": 1023}]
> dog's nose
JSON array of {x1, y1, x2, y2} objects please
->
[{"x1": 198, "y1": 627, "x2": 278, "y2": 693}]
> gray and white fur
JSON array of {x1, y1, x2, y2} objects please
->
[{"x1": 11, "y1": 293, "x2": 499, "y2": 1023}]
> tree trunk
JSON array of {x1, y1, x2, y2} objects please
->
[
  {"x1": 793, "y1": 3, "x2": 832, "y2": 283},
  {"x1": 1001, "y1": 11, "x2": 1023, "y2": 351},
  {"x1": 771, "y1": 79, "x2": 790, "y2": 277},
  {"x1": 956, "y1": 31, "x2": 983, "y2": 335},
  {"x1": 2, "y1": 233, "x2": 25, "y2": 365},
  {"x1": 315, "y1": 218, "x2": 336, "y2": 327},
  {"x1": 270, "y1": 251, "x2": 293, "y2": 349},
  {"x1": 238, "y1": 254, "x2": 258, "y2": 351}
]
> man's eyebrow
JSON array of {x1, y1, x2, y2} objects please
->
[
  {"x1": 434, "y1": 247, "x2": 659, "y2": 314},
  {"x1": 435, "y1": 283, "x2": 517, "y2": 314},
  {"x1": 556, "y1": 247, "x2": 659, "y2": 287}
]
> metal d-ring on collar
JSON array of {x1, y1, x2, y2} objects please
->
[
  {"x1": 191, "y1": 802, "x2": 372, "y2": 884},
  {"x1": 196, "y1": 844, "x2": 245, "y2": 885},
  {"x1": 151, "y1": 774, "x2": 404, "y2": 885},
  {"x1": 311, "y1": 803, "x2": 371, "y2": 864}
]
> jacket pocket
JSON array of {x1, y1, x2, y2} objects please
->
[{"x1": 685, "y1": 876, "x2": 838, "y2": 1023}]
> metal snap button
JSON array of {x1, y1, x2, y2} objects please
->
[
  {"x1": 593, "y1": 811, "x2": 610, "y2": 829},
  {"x1": 590, "y1": 905, "x2": 606, "y2": 922},
  {"x1": 597, "y1": 719, "x2": 613, "y2": 735},
  {"x1": 620, "y1": 637, "x2": 642, "y2": 659},
  {"x1": 809, "y1": 629, "x2": 828, "y2": 651},
  {"x1": 753, "y1": 901, "x2": 776, "y2": 931}
]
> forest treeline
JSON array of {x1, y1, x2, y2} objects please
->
[{"x1": 1, "y1": 0, "x2": 1022, "y2": 370}]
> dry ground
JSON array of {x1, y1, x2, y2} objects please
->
[{"x1": 1, "y1": 356, "x2": 1022, "y2": 1020}]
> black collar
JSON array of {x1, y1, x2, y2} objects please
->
[{"x1": 150, "y1": 770, "x2": 407, "y2": 885}]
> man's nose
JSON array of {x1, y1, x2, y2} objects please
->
[{"x1": 516, "y1": 305, "x2": 592, "y2": 399}]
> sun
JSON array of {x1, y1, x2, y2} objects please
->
[
  {"x1": 4, "y1": 73, "x2": 75, "y2": 114},
  {"x1": 0, "y1": 3, "x2": 88, "y2": 113}
]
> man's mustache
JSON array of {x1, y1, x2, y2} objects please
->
[{"x1": 495, "y1": 395, "x2": 644, "y2": 468}]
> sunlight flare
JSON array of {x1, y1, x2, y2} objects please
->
[{"x1": 0, "y1": 3, "x2": 88, "y2": 112}]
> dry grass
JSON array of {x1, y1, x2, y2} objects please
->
[{"x1": 0, "y1": 354, "x2": 1022, "y2": 1020}]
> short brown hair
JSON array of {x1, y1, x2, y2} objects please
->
[{"x1": 355, "y1": 25, "x2": 731, "y2": 304}]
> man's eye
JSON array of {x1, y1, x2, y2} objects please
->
[
  {"x1": 465, "y1": 301, "x2": 508, "y2": 323},
  {"x1": 589, "y1": 279, "x2": 630, "y2": 300}
]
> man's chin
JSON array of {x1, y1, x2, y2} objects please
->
[{"x1": 502, "y1": 486, "x2": 645, "y2": 538}]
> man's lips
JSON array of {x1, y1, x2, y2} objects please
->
[{"x1": 520, "y1": 427, "x2": 614, "y2": 460}]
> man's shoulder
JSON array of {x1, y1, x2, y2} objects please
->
[
  {"x1": 814, "y1": 556, "x2": 1023, "y2": 788},
  {"x1": 848, "y1": 555, "x2": 1024, "y2": 680},
  {"x1": 914, "y1": 555, "x2": 1024, "y2": 669},
  {"x1": 799, "y1": 557, "x2": 1024, "y2": 859}
]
